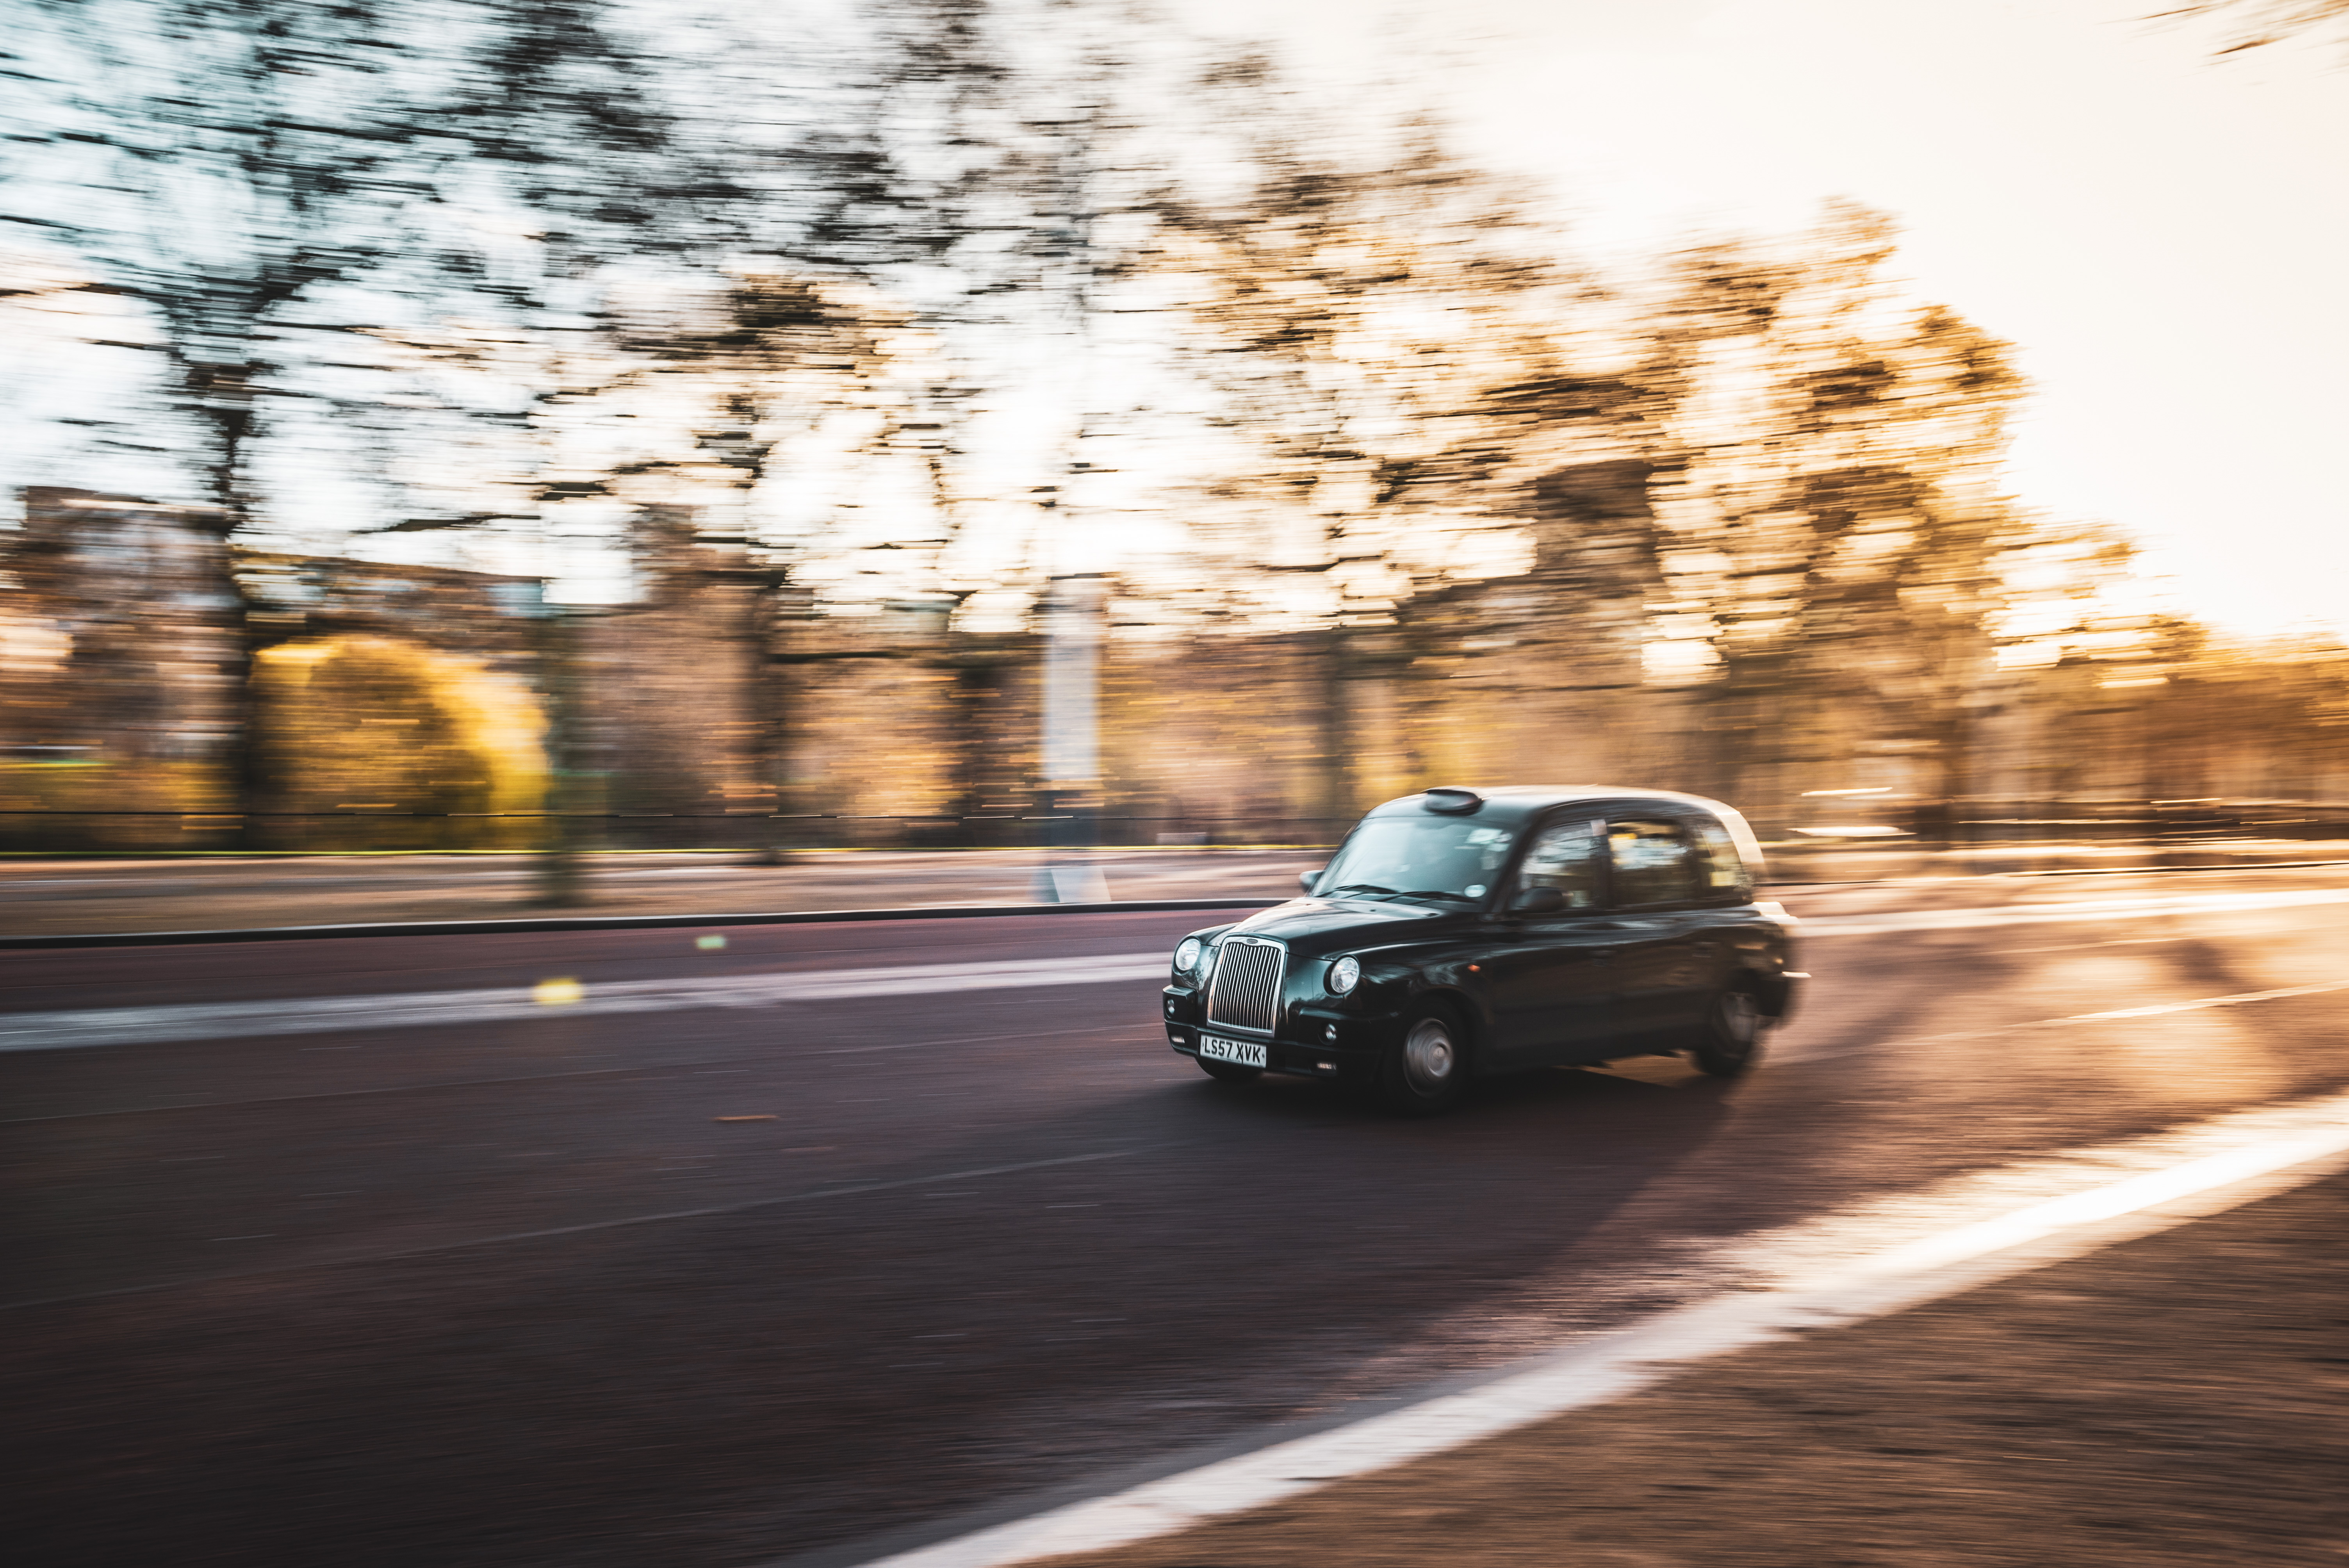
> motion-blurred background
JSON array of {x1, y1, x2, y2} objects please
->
[
  {"x1": 11, "y1": 14, "x2": 2349, "y2": 1566},
  {"x1": 5, "y1": 0, "x2": 2345, "y2": 906}
]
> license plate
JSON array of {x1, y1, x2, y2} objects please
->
[{"x1": 1198, "y1": 1035, "x2": 1266, "y2": 1067}]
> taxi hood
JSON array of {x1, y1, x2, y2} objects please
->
[{"x1": 1221, "y1": 895, "x2": 1456, "y2": 956}]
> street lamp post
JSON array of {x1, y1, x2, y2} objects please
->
[{"x1": 1035, "y1": 572, "x2": 1109, "y2": 903}]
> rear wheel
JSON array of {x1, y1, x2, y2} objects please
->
[
  {"x1": 1378, "y1": 1000, "x2": 1470, "y2": 1115},
  {"x1": 1691, "y1": 983, "x2": 1764, "y2": 1078},
  {"x1": 1196, "y1": 1057, "x2": 1263, "y2": 1084}
]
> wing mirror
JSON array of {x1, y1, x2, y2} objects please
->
[
  {"x1": 1508, "y1": 885, "x2": 1564, "y2": 915},
  {"x1": 1299, "y1": 867, "x2": 1323, "y2": 894}
]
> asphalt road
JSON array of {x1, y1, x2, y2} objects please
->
[{"x1": 8, "y1": 865, "x2": 2349, "y2": 1567}]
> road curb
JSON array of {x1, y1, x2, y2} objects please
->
[
  {"x1": 10, "y1": 854, "x2": 2345, "y2": 948},
  {"x1": 0, "y1": 898, "x2": 1279, "y2": 951}
]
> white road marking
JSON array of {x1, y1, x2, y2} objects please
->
[
  {"x1": 1799, "y1": 884, "x2": 2349, "y2": 936},
  {"x1": 6, "y1": 882, "x2": 2345, "y2": 1054},
  {"x1": 1771, "y1": 978, "x2": 2349, "y2": 1065},
  {"x1": 0, "y1": 953, "x2": 1173, "y2": 1053},
  {"x1": 859, "y1": 1088, "x2": 2349, "y2": 1568}
]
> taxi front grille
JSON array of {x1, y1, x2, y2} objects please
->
[{"x1": 1204, "y1": 940, "x2": 1284, "y2": 1033}]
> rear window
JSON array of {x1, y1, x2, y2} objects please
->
[
  {"x1": 1690, "y1": 813, "x2": 1756, "y2": 898},
  {"x1": 1607, "y1": 818, "x2": 1700, "y2": 905}
]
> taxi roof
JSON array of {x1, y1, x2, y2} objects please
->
[{"x1": 1363, "y1": 786, "x2": 1742, "y2": 826}]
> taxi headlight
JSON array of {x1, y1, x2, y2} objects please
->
[
  {"x1": 1174, "y1": 937, "x2": 1204, "y2": 974},
  {"x1": 1326, "y1": 955, "x2": 1361, "y2": 996}
]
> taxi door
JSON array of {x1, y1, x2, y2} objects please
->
[
  {"x1": 1600, "y1": 814, "x2": 1713, "y2": 1049},
  {"x1": 1482, "y1": 814, "x2": 1622, "y2": 1066}
]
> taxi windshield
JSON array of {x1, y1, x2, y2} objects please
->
[{"x1": 1315, "y1": 815, "x2": 1515, "y2": 905}]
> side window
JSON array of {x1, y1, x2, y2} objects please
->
[
  {"x1": 1607, "y1": 818, "x2": 1699, "y2": 906},
  {"x1": 1689, "y1": 814, "x2": 1754, "y2": 899},
  {"x1": 1517, "y1": 818, "x2": 1602, "y2": 909}
]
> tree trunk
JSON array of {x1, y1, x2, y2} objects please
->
[{"x1": 534, "y1": 608, "x2": 587, "y2": 907}]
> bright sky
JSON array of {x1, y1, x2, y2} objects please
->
[{"x1": 1184, "y1": 0, "x2": 2349, "y2": 638}]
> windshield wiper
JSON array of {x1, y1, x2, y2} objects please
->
[
  {"x1": 1393, "y1": 889, "x2": 1476, "y2": 904},
  {"x1": 1323, "y1": 882, "x2": 1396, "y2": 897}
]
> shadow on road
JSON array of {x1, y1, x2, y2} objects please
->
[{"x1": 5, "y1": 1049, "x2": 1744, "y2": 1568}]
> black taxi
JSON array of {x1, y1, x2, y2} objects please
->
[{"x1": 1160, "y1": 786, "x2": 1801, "y2": 1114}]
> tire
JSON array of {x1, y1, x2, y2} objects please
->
[
  {"x1": 1196, "y1": 1057, "x2": 1263, "y2": 1084},
  {"x1": 1377, "y1": 999, "x2": 1471, "y2": 1116},
  {"x1": 1691, "y1": 982, "x2": 1765, "y2": 1078}
]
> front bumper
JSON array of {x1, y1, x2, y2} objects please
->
[
  {"x1": 1758, "y1": 967, "x2": 1806, "y2": 1021},
  {"x1": 1162, "y1": 986, "x2": 1395, "y2": 1081}
]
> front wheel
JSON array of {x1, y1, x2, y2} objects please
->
[
  {"x1": 1691, "y1": 984, "x2": 1764, "y2": 1078},
  {"x1": 1377, "y1": 1000, "x2": 1471, "y2": 1116},
  {"x1": 1196, "y1": 1057, "x2": 1263, "y2": 1084}
]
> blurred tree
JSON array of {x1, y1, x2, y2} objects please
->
[
  {"x1": 2154, "y1": 1, "x2": 2349, "y2": 53},
  {"x1": 615, "y1": 273, "x2": 916, "y2": 854},
  {"x1": 8, "y1": 0, "x2": 462, "y2": 837},
  {"x1": 347, "y1": 0, "x2": 757, "y2": 530},
  {"x1": 354, "y1": 0, "x2": 1103, "y2": 864},
  {"x1": 5, "y1": 0, "x2": 453, "y2": 528},
  {"x1": 23, "y1": 0, "x2": 2316, "y2": 855},
  {"x1": 252, "y1": 636, "x2": 533, "y2": 851},
  {"x1": 1637, "y1": 207, "x2": 2032, "y2": 816},
  {"x1": 1157, "y1": 100, "x2": 1594, "y2": 607},
  {"x1": 1152, "y1": 82, "x2": 1621, "y2": 811},
  {"x1": 7, "y1": 0, "x2": 779, "y2": 859}
]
